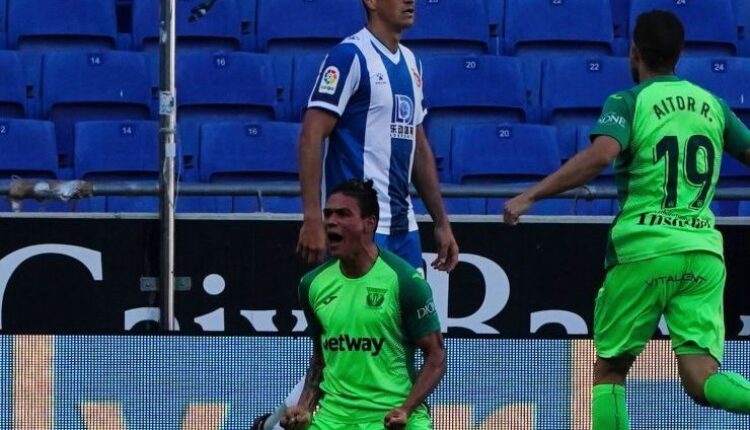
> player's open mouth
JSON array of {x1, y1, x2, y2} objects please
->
[
  {"x1": 327, "y1": 232, "x2": 343, "y2": 244},
  {"x1": 403, "y1": 8, "x2": 414, "y2": 16}
]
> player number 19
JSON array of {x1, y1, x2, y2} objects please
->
[{"x1": 654, "y1": 135, "x2": 715, "y2": 210}]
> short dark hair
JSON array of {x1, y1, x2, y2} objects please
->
[
  {"x1": 330, "y1": 179, "x2": 379, "y2": 222},
  {"x1": 633, "y1": 10, "x2": 685, "y2": 71}
]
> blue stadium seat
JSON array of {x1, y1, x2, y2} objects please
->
[
  {"x1": 176, "y1": 52, "x2": 280, "y2": 178},
  {"x1": 256, "y1": 0, "x2": 364, "y2": 54},
  {"x1": 0, "y1": 0, "x2": 7, "y2": 48},
  {"x1": 451, "y1": 123, "x2": 571, "y2": 215},
  {"x1": 0, "y1": 119, "x2": 71, "y2": 212},
  {"x1": 0, "y1": 50, "x2": 26, "y2": 118},
  {"x1": 737, "y1": 0, "x2": 750, "y2": 56},
  {"x1": 403, "y1": 0, "x2": 489, "y2": 55},
  {"x1": 676, "y1": 57, "x2": 750, "y2": 126},
  {"x1": 484, "y1": 0, "x2": 505, "y2": 53},
  {"x1": 200, "y1": 121, "x2": 301, "y2": 213},
  {"x1": 611, "y1": 0, "x2": 629, "y2": 38},
  {"x1": 630, "y1": 0, "x2": 737, "y2": 56},
  {"x1": 132, "y1": 0, "x2": 244, "y2": 51},
  {"x1": 42, "y1": 51, "x2": 152, "y2": 169},
  {"x1": 541, "y1": 56, "x2": 632, "y2": 159},
  {"x1": 290, "y1": 54, "x2": 326, "y2": 122},
  {"x1": 73, "y1": 120, "x2": 159, "y2": 212},
  {"x1": 505, "y1": 0, "x2": 614, "y2": 55},
  {"x1": 421, "y1": 55, "x2": 527, "y2": 182},
  {"x1": 738, "y1": 200, "x2": 750, "y2": 216}
]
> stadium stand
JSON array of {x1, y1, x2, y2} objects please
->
[
  {"x1": 256, "y1": 0, "x2": 364, "y2": 54},
  {"x1": 41, "y1": 51, "x2": 152, "y2": 169},
  {"x1": 290, "y1": 54, "x2": 325, "y2": 122},
  {"x1": 450, "y1": 123, "x2": 574, "y2": 215},
  {"x1": 676, "y1": 57, "x2": 750, "y2": 126},
  {"x1": 541, "y1": 56, "x2": 632, "y2": 160},
  {"x1": 0, "y1": 0, "x2": 6, "y2": 49},
  {"x1": 73, "y1": 120, "x2": 159, "y2": 212},
  {"x1": 0, "y1": 119, "x2": 70, "y2": 212},
  {"x1": 175, "y1": 51, "x2": 280, "y2": 177},
  {"x1": 737, "y1": 0, "x2": 750, "y2": 56},
  {"x1": 132, "y1": 0, "x2": 243, "y2": 51},
  {"x1": 200, "y1": 121, "x2": 300, "y2": 213},
  {"x1": 402, "y1": 0, "x2": 490, "y2": 55},
  {"x1": 421, "y1": 55, "x2": 527, "y2": 182},
  {"x1": 0, "y1": 50, "x2": 26, "y2": 118},
  {"x1": 484, "y1": 0, "x2": 504, "y2": 54},
  {"x1": 630, "y1": 0, "x2": 738, "y2": 56}
]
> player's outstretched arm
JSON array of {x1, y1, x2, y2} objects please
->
[
  {"x1": 385, "y1": 331, "x2": 445, "y2": 429},
  {"x1": 504, "y1": 135, "x2": 621, "y2": 226},
  {"x1": 412, "y1": 126, "x2": 458, "y2": 272},
  {"x1": 281, "y1": 339, "x2": 324, "y2": 430},
  {"x1": 297, "y1": 109, "x2": 338, "y2": 265}
]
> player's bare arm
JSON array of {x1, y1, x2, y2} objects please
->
[
  {"x1": 412, "y1": 125, "x2": 459, "y2": 271},
  {"x1": 504, "y1": 135, "x2": 621, "y2": 225},
  {"x1": 281, "y1": 339, "x2": 324, "y2": 430},
  {"x1": 297, "y1": 108, "x2": 339, "y2": 265},
  {"x1": 385, "y1": 331, "x2": 445, "y2": 429}
]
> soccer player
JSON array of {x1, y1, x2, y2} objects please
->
[
  {"x1": 295, "y1": 0, "x2": 458, "y2": 274},
  {"x1": 282, "y1": 179, "x2": 445, "y2": 430},
  {"x1": 503, "y1": 10, "x2": 750, "y2": 429}
]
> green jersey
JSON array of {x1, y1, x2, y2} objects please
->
[
  {"x1": 591, "y1": 75, "x2": 750, "y2": 268},
  {"x1": 298, "y1": 249, "x2": 441, "y2": 423}
]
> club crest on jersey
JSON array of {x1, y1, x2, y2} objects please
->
[
  {"x1": 391, "y1": 94, "x2": 415, "y2": 139},
  {"x1": 318, "y1": 66, "x2": 340, "y2": 95},
  {"x1": 366, "y1": 287, "x2": 386, "y2": 308}
]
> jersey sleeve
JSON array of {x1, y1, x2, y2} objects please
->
[
  {"x1": 414, "y1": 59, "x2": 427, "y2": 125},
  {"x1": 719, "y1": 99, "x2": 750, "y2": 158},
  {"x1": 590, "y1": 91, "x2": 635, "y2": 151},
  {"x1": 298, "y1": 275, "x2": 323, "y2": 338},
  {"x1": 307, "y1": 44, "x2": 361, "y2": 118},
  {"x1": 400, "y1": 273, "x2": 441, "y2": 342}
]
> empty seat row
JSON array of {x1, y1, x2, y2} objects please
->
[{"x1": 1, "y1": 0, "x2": 750, "y2": 56}]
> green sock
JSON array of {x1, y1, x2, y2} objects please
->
[
  {"x1": 592, "y1": 384, "x2": 629, "y2": 430},
  {"x1": 704, "y1": 372, "x2": 750, "y2": 414}
]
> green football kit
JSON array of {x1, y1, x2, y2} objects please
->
[
  {"x1": 590, "y1": 75, "x2": 750, "y2": 361},
  {"x1": 298, "y1": 248, "x2": 441, "y2": 429},
  {"x1": 590, "y1": 75, "x2": 750, "y2": 428}
]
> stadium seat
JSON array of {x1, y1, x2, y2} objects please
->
[
  {"x1": 541, "y1": 56, "x2": 632, "y2": 159},
  {"x1": 256, "y1": 0, "x2": 364, "y2": 54},
  {"x1": 630, "y1": 0, "x2": 737, "y2": 56},
  {"x1": 7, "y1": 0, "x2": 117, "y2": 50},
  {"x1": 484, "y1": 0, "x2": 505, "y2": 54},
  {"x1": 290, "y1": 54, "x2": 326, "y2": 121},
  {"x1": 41, "y1": 51, "x2": 152, "y2": 169},
  {"x1": 451, "y1": 123, "x2": 572, "y2": 215},
  {"x1": 738, "y1": 200, "x2": 750, "y2": 216},
  {"x1": 505, "y1": 0, "x2": 614, "y2": 55},
  {"x1": 0, "y1": 50, "x2": 26, "y2": 118},
  {"x1": 402, "y1": 0, "x2": 489, "y2": 55},
  {"x1": 737, "y1": 0, "x2": 750, "y2": 56},
  {"x1": 676, "y1": 57, "x2": 750, "y2": 126},
  {"x1": 175, "y1": 52, "x2": 281, "y2": 178},
  {"x1": 199, "y1": 121, "x2": 301, "y2": 213},
  {"x1": 132, "y1": 0, "x2": 244, "y2": 51},
  {"x1": 0, "y1": 119, "x2": 71, "y2": 212},
  {"x1": 0, "y1": 0, "x2": 7, "y2": 49},
  {"x1": 421, "y1": 55, "x2": 528, "y2": 182}
]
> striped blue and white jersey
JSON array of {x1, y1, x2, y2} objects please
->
[{"x1": 308, "y1": 28, "x2": 427, "y2": 234}]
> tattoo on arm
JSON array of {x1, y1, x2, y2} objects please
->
[{"x1": 298, "y1": 340, "x2": 325, "y2": 411}]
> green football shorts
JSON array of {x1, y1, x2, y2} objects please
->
[
  {"x1": 308, "y1": 409, "x2": 433, "y2": 430},
  {"x1": 594, "y1": 251, "x2": 726, "y2": 363}
]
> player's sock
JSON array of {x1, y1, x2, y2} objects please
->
[
  {"x1": 704, "y1": 372, "x2": 750, "y2": 414},
  {"x1": 592, "y1": 384, "x2": 630, "y2": 430}
]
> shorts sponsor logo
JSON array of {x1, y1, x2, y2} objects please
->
[
  {"x1": 322, "y1": 334, "x2": 385, "y2": 356},
  {"x1": 598, "y1": 112, "x2": 627, "y2": 128},
  {"x1": 645, "y1": 273, "x2": 707, "y2": 288},
  {"x1": 366, "y1": 288, "x2": 386, "y2": 308},
  {"x1": 318, "y1": 66, "x2": 340, "y2": 95}
]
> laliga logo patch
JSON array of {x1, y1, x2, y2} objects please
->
[{"x1": 318, "y1": 66, "x2": 340, "y2": 95}]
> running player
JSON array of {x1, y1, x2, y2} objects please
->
[
  {"x1": 282, "y1": 179, "x2": 445, "y2": 430},
  {"x1": 504, "y1": 10, "x2": 750, "y2": 429}
]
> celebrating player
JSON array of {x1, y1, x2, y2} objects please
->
[
  {"x1": 504, "y1": 10, "x2": 750, "y2": 429},
  {"x1": 282, "y1": 179, "x2": 445, "y2": 430}
]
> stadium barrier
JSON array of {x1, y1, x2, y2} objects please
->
[{"x1": 0, "y1": 216, "x2": 748, "y2": 429}]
